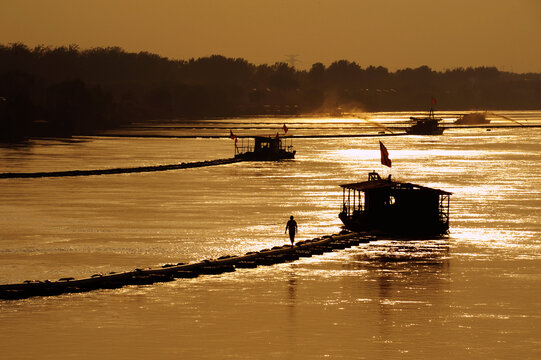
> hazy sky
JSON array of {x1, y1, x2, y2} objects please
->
[{"x1": 1, "y1": 0, "x2": 540, "y2": 72}]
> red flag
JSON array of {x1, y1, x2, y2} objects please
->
[
  {"x1": 379, "y1": 141, "x2": 392, "y2": 168},
  {"x1": 283, "y1": 124, "x2": 288, "y2": 133},
  {"x1": 275, "y1": 132, "x2": 280, "y2": 139},
  {"x1": 431, "y1": 97, "x2": 437, "y2": 105},
  {"x1": 229, "y1": 130, "x2": 236, "y2": 140}
]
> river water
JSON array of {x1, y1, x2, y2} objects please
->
[{"x1": 0, "y1": 111, "x2": 540, "y2": 359}]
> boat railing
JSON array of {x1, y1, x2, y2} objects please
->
[
  {"x1": 341, "y1": 187, "x2": 364, "y2": 217},
  {"x1": 235, "y1": 137, "x2": 294, "y2": 155},
  {"x1": 280, "y1": 138, "x2": 295, "y2": 152},
  {"x1": 439, "y1": 194, "x2": 450, "y2": 224},
  {"x1": 234, "y1": 138, "x2": 254, "y2": 155}
]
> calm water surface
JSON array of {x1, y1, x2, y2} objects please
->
[{"x1": 0, "y1": 112, "x2": 540, "y2": 359}]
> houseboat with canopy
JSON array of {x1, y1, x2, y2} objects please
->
[
  {"x1": 339, "y1": 172, "x2": 451, "y2": 236},
  {"x1": 234, "y1": 135, "x2": 295, "y2": 161}
]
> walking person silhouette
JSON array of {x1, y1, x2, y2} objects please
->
[{"x1": 285, "y1": 215, "x2": 298, "y2": 246}]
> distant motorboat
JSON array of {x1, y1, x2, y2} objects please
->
[
  {"x1": 454, "y1": 112, "x2": 490, "y2": 125},
  {"x1": 407, "y1": 108, "x2": 444, "y2": 135}
]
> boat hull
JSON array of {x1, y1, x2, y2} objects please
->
[
  {"x1": 235, "y1": 150, "x2": 295, "y2": 161},
  {"x1": 406, "y1": 127, "x2": 444, "y2": 135},
  {"x1": 339, "y1": 211, "x2": 449, "y2": 237}
]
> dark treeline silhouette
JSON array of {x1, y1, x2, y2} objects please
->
[{"x1": 1, "y1": 43, "x2": 540, "y2": 140}]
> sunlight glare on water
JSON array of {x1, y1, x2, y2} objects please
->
[{"x1": 0, "y1": 112, "x2": 540, "y2": 359}]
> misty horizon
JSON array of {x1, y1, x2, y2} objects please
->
[{"x1": 2, "y1": 41, "x2": 541, "y2": 141}]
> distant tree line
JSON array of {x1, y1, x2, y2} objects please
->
[{"x1": 1, "y1": 43, "x2": 540, "y2": 140}]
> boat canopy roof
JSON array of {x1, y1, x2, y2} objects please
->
[{"x1": 340, "y1": 178, "x2": 452, "y2": 195}]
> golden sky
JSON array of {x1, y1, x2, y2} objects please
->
[{"x1": 1, "y1": 0, "x2": 540, "y2": 72}]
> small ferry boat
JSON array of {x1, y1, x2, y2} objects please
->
[
  {"x1": 234, "y1": 136, "x2": 295, "y2": 161},
  {"x1": 339, "y1": 172, "x2": 451, "y2": 236},
  {"x1": 407, "y1": 108, "x2": 444, "y2": 135},
  {"x1": 454, "y1": 112, "x2": 490, "y2": 125}
]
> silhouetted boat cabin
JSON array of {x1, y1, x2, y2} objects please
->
[
  {"x1": 234, "y1": 136, "x2": 295, "y2": 160},
  {"x1": 407, "y1": 108, "x2": 444, "y2": 135},
  {"x1": 339, "y1": 172, "x2": 451, "y2": 236}
]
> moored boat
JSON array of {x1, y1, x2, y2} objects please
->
[
  {"x1": 339, "y1": 171, "x2": 451, "y2": 236},
  {"x1": 407, "y1": 108, "x2": 444, "y2": 135}
]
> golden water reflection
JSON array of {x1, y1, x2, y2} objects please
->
[{"x1": 1, "y1": 115, "x2": 540, "y2": 358}]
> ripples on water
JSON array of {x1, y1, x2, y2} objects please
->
[{"x1": 0, "y1": 112, "x2": 540, "y2": 359}]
